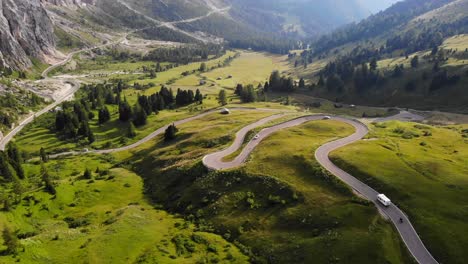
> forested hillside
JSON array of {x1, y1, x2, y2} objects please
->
[{"x1": 291, "y1": 0, "x2": 468, "y2": 112}]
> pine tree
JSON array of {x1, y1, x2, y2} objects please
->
[
  {"x1": 235, "y1": 84, "x2": 243, "y2": 96},
  {"x1": 164, "y1": 124, "x2": 178, "y2": 142},
  {"x1": 40, "y1": 147, "x2": 48, "y2": 163},
  {"x1": 318, "y1": 75, "x2": 325, "y2": 86},
  {"x1": 195, "y1": 89, "x2": 203, "y2": 104},
  {"x1": 6, "y1": 143, "x2": 24, "y2": 179},
  {"x1": 77, "y1": 121, "x2": 90, "y2": 137},
  {"x1": 411, "y1": 56, "x2": 419, "y2": 68},
  {"x1": 199, "y1": 63, "x2": 207, "y2": 72},
  {"x1": 263, "y1": 82, "x2": 270, "y2": 92},
  {"x1": 98, "y1": 106, "x2": 111, "y2": 124},
  {"x1": 218, "y1": 90, "x2": 227, "y2": 106},
  {"x1": 83, "y1": 168, "x2": 92, "y2": 180},
  {"x1": 240, "y1": 85, "x2": 257, "y2": 103},
  {"x1": 132, "y1": 103, "x2": 148, "y2": 127},
  {"x1": 2, "y1": 226, "x2": 19, "y2": 255},
  {"x1": 0, "y1": 152, "x2": 15, "y2": 181},
  {"x1": 370, "y1": 58, "x2": 378, "y2": 71},
  {"x1": 119, "y1": 100, "x2": 132, "y2": 122},
  {"x1": 127, "y1": 123, "x2": 137, "y2": 138},
  {"x1": 88, "y1": 131, "x2": 95, "y2": 144},
  {"x1": 41, "y1": 164, "x2": 56, "y2": 195},
  {"x1": 299, "y1": 78, "x2": 305, "y2": 88},
  {"x1": 269, "y1": 71, "x2": 282, "y2": 91}
]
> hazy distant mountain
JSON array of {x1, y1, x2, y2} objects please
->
[
  {"x1": 228, "y1": 0, "x2": 401, "y2": 36},
  {"x1": 356, "y1": 0, "x2": 401, "y2": 14}
]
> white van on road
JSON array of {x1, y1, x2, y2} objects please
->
[{"x1": 377, "y1": 194, "x2": 391, "y2": 207}]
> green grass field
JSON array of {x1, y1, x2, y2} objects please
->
[
  {"x1": 240, "y1": 120, "x2": 413, "y2": 263},
  {"x1": 331, "y1": 121, "x2": 468, "y2": 264},
  {"x1": 200, "y1": 51, "x2": 290, "y2": 88},
  {"x1": 119, "y1": 114, "x2": 413, "y2": 263},
  {"x1": 0, "y1": 155, "x2": 247, "y2": 263},
  {"x1": 15, "y1": 49, "x2": 299, "y2": 156}
]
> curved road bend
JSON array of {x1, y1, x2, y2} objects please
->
[
  {"x1": 203, "y1": 115, "x2": 439, "y2": 264},
  {"x1": 0, "y1": 33, "x2": 132, "y2": 151},
  {"x1": 48, "y1": 108, "x2": 289, "y2": 158},
  {"x1": 1, "y1": 1, "x2": 232, "y2": 151},
  {"x1": 0, "y1": 81, "x2": 80, "y2": 151}
]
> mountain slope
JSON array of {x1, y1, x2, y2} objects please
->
[
  {"x1": 295, "y1": 0, "x2": 468, "y2": 113},
  {"x1": 0, "y1": 0, "x2": 55, "y2": 70},
  {"x1": 0, "y1": 0, "x2": 403, "y2": 70}
]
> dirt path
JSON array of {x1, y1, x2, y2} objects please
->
[{"x1": 116, "y1": 0, "x2": 230, "y2": 43}]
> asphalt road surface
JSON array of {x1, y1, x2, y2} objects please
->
[
  {"x1": 203, "y1": 114, "x2": 438, "y2": 264},
  {"x1": 0, "y1": 80, "x2": 80, "y2": 151},
  {"x1": 48, "y1": 108, "x2": 289, "y2": 158}
]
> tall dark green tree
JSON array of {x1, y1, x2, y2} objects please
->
[
  {"x1": 370, "y1": 58, "x2": 378, "y2": 71},
  {"x1": 119, "y1": 100, "x2": 132, "y2": 122},
  {"x1": 235, "y1": 84, "x2": 243, "y2": 96},
  {"x1": 194, "y1": 89, "x2": 203, "y2": 104},
  {"x1": 240, "y1": 85, "x2": 257, "y2": 103},
  {"x1": 218, "y1": 90, "x2": 227, "y2": 106},
  {"x1": 299, "y1": 78, "x2": 305, "y2": 88},
  {"x1": 88, "y1": 131, "x2": 95, "y2": 144},
  {"x1": 98, "y1": 106, "x2": 111, "y2": 124},
  {"x1": 411, "y1": 56, "x2": 419, "y2": 68},
  {"x1": 127, "y1": 123, "x2": 137, "y2": 138},
  {"x1": 199, "y1": 62, "x2": 207, "y2": 72},
  {"x1": 83, "y1": 168, "x2": 92, "y2": 180},
  {"x1": 6, "y1": 143, "x2": 24, "y2": 179},
  {"x1": 40, "y1": 147, "x2": 48, "y2": 163},
  {"x1": 0, "y1": 152, "x2": 15, "y2": 181},
  {"x1": 164, "y1": 124, "x2": 178, "y2": 142},
  {"x1": 41, "y1": 164, "x2": 56, "y2": 195},
  {"x1": 2, "y1": 226, "x2": 19, "y2": 255},
  {"x1": 132, "y1": 103, "x2": 148, "y2": 127},
  {"x1": 269, "y1": 71, "x2": 282, "y2": 91}
]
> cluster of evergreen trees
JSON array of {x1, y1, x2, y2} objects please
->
[
  {"x1": 265, "y1": 71, "x2": 296, "y2": 93},
  {"x1": 232, "y1": 71, "x2": 303, "y2": 103},
  {"x1": 0, "y1": 143, "x2": 24, "y2": 182},
  {"x1": 55, "y1": 100, "x2": 96, "y2": 143},
  {"x1": 0, "y1": 143, "x2": 57, "y2": 216},
  {"x1": 144, "y1": 45, "x2": 225, "y2": 64},
  {"x1": 54, "y1": 82, "x2": 204, "y2": 142},
  {"x1": 234, "y1": 84, "x2": 257, "y2": 103},
  {"x1": 133, "y1": 86, "x2": 203, "y2": 116},
  {"x1": 318, "y1": 58, "x2": 384, "y2": 94},
  {"x1": 315, "y1": 45, "x2": 463, "y2": 95}
]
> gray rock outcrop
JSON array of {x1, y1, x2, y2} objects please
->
[{"x1": 0, "y1": 0, "x2": 56, "y2": 69}]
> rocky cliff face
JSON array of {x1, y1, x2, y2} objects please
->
[
  {"x1": 0, "y1": 0, "x2": 55, "y2": 70},
  {"x1": 42, "y1": 0, "x2": 96, "y2": 6}
]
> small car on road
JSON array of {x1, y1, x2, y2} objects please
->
[{"x1": 323, "y1": 116, "x2": 331, "y2": 120}]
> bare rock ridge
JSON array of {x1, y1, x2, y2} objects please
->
[
  {"x1": 42, "y1": 0, "x2": 96, "y2": 6},
  {"x1": 0, "y1": 0, "x2": 55, "y2": 70}
]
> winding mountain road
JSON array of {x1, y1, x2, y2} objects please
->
[
  {"x1": 11, "y1": 99, "x2": 437, "y2": 263},
  {"x1": 116, "y1": 0, "x2": 230, "y2": 43},
  {"x1": 0, "y1": 2, "x2": 231, "y2": 151},
  {"x1": 203, "y1": 114, "x2": 439, "y2": 264},
  {"x1": 0, "y1": 32, "x2": 132, "y2": 151},
  {"x1": 47, "y1": 107, "x2": 287, "y2": 158}
]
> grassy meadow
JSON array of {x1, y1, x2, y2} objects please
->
[
  {"x1": 331, "y1": 121, "x2": 468, "y2": 264},
  {"x1": 14, "y1": 50, "x2": 298, "y2": 156},
  {"x1": 120, "y1": 115, "x2": 413, "y2": 263},
  {"x1": 0, "y1": 155, "x2": 247, "y2": 263}
]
